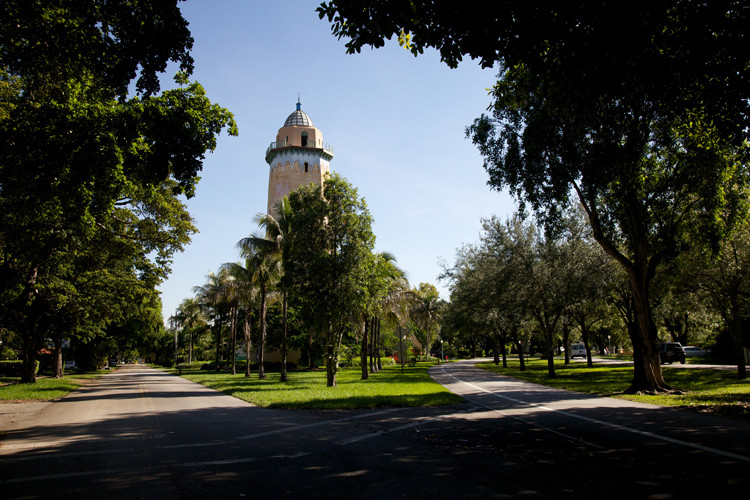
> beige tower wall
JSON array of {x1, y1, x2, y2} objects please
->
[{"x1": 267, "y1": 153, "x2": 329, "y2": 214}]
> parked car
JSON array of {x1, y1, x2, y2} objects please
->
[
  {"x1": 570, "y1": 343, "x2": 587, "y2": 358},
  {"x1": 683, "y1": 346, "x2": 708, "y2": 358},
  {"x1": 659, "y1": 342, "x2": 686, "y2": 364}
]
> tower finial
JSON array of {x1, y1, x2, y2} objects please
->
[{"x1": 296, "y1": 93, "x2": 301, "y2": 111}]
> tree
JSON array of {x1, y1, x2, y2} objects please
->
[
  {"x1": 253, "y1": 197, "x2": 294, "y2": 381},
  {"x1": 236, "y1": 236, "x2": 281, "y2": 380},
  {"x1": 411, "y1": 283, "x2": 443, "y2": 358},
  {"x1": 193, "y1": 271, "x2": 231, "y2": 372},
  {"x1": 173, "y1": 298, "x2": 206, "y2": 365},
  {"x1": 0, "y1": 1, "x2": 238, "y2": 382},
  {"x1": 221, "y1": 258, "x2": 260, "y2": 377},
  {"x1": 319, "y1": 1, "x2": 750, "y2": 393},
  {"x1": 286, "y1": 173, "x2": 376, "y2": 387},
  {"x1": 689, "y1": 223, "x2": 750, "y2": 378}
]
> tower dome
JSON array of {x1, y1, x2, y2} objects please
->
[
  {"x1": 265, "y1": 101, "x2": 334, "y2": 215},
  {"x1": 283, "y1": 101, "x2": 314, "y2": 127}
]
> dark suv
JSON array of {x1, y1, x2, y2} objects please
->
[{"x1": 659, "y1": 342, "x2": 686, "y2": 364}]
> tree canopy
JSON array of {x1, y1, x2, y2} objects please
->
[
  {"x1": 0, "y1": 1, "x2": 237, "y2": 381},
  {"x1": 319, "y1": 0, "x2": 750, "y2": 391}
]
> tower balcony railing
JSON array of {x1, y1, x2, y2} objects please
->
[{"x1": 265, "y1": 140, "x2": 334, "y2": 159}]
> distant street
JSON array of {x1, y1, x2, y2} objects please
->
[{"x1": 1, "y1": 361, "x2": 747, "y2": 499}]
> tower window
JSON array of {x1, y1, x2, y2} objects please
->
[
  {"x1": 304, "y1": 162, "x2": 309, "y2": 172},
  {"x1": 301, "y1": 131, "x2": 308, "y2": 147}
]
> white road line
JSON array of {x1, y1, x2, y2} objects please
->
[{"x1": 440, "y1": 363, "x2": 750, "y2": 463}]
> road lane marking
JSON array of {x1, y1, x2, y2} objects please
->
[{"x1": 438, "y1": 363, "x2": 750, "y2": 463}]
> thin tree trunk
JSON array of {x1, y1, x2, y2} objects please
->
[
  {"x1": 244, "y1": 318, "x2": 252, "y2": 378},
  {"x1": 188, "y1": 329, "x2": 193, "y2": 365},
  {"x1": 581, "y1": 323, "x2": 594, "y2": 368},
  {"x1": 376, "y1": 317, "x2": 382, "y2": 371},
  {"x1": 230, "y1": 306, "x2": 237, "y2": 375},
  {"x1": 361, "y1": 318, "x2": 369, "y2": 380},
  {"x1": 500, "y1": 331, "x2": 508, "y2": 368},
  {"x1": 20, "y1": 266, "x2": 39, "y2": 383},
  {"x1": 326, "y1": 320, "x2": 337, "y2": 387},
  {"x1": 308, "y1": 330, "x2": 316, "y2": 370},
  {"x1": 492, "y1": 333, "x2": 500, "y2": 365},
  {"x1": 730, "y1": 299, "x2": 748, "y2": 380},
  {"x1": 280, "y1": 292, "x2": 288, "y2": 382},
  {"x1": 258, "y1": 287, "x2": 267, "y2": 380},
  {"x1": 368, "y1": 317, "x2": 378, "y2": 373},
  {"x1": 214, "y1": 310, "x2": 222, "y2": 373},
  {"x1": 562, "y1": 321, "x2": 571, "y2": 365},
  {"x1": 52, "y1": 336, "x2": 63, "y2": 378}
]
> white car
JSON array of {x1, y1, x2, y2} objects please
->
[
  {"x1": 683, "y1": 346, "x2": 707, "y2": 358},
  {"x1": 570, "y1": 343, "x2": 587, "y2": 358}
]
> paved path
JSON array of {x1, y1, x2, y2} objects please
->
[{"x1": 0, "y1": 361, "x2": 747, "y2": 499}]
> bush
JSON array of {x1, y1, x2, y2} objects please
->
[
  {"x1": 0, "y1": 360, "x2": 38, "y2": 377},
  {"x1": 0, "y1": 346, "x2": 17, "y2": 361}
]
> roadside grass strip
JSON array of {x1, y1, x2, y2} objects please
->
[
  {"x1": 0, "y1": 372, "x2": 105, "y2": 401},
  {"x1": 173, "y1": 362, "x2": 464, "y2": 409},
  {"x1": 477, "y1": 358, "x2": 749, "y2": 414}
]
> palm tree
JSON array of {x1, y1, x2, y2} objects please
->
[
  {"x1": 380, "y1": 276, "x2": 418, "y2": 370},
  {"x1": 252, "y1": 197, "x2": 293, "y2": 381},
  {"x1": 222, "y1": 258, "x2": 259, "y2": 377},
  {"x1": 236, "y1": 234, "x2": 281, "y2": 380},
  {"x1": 173, "y1": 297, "x2": 206, "y2": 364},
  {"x1": 194, "y1": 270, "x2": 231, "y2": 372},
  {"x1": 361, "y1": 252, "x2": 408, "y2": 377},
  {"x1": 412, "y1": 284, "x2": 444, "y2": 358}
]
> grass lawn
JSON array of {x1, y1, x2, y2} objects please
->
[
  {"x1": 477, "y1": 358, "x2": 750, "y2": 417},
  {"x1": 0, "y1": 371, "x2": 107, "y2": 401},
  {"x1": 171, "y1": 362, "x2": 464, "y2": 410}
]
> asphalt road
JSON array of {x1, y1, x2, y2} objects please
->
[{"x1": 1, "y1": 361, "x2": 747, "y2": 499}]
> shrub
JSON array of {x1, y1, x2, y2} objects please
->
[
  {"x1": 0, "y1": 346, "x2": 17, "y2": 361},
  {"x1": 0, "y1": 360, "x2": 38, "y2": 377}
]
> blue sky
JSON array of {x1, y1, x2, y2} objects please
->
[{"x1": 157, "y1": 0, "x2": 517, "y2": 320}]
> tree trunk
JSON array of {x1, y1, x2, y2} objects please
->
[
  {"x1": 516, "y1": 340, "x2": 526, "y2": 371},
  {"x1": 258, "y1": 287, "x2": 267, "y2": 380},
  {"x1": 539, "y1": 311, "x2": 557, "y2": 378},
  {"x1": 562, "y1": 321, "x2": 571, "y2": 365},
  {"x1": 244, "y1": 318, "x2": 252, "y2": 378},
  {"x1": 52, "y1": 336, "x2": 64, "y2": 378},
  {"x1": 579, "y1": 189, "x2": 671, "y2": 393},
  {"x1": 20, "y1": 266, "x2": 39, "y2": 383},
  {"x1": 625, "y1": 267, "x2": 671, "y2": 393},
  {"x1": 361, "y1": 318, "x2": 369, "y2": 380},
  {"x1": 729, "y1": 300, "x2": 747, "y2": 380},
  {"x1": 307, "y1": 330, "x2": 316, "y2": 370},
  {"x1": 280, "y1": 293, "x2": 288, "y2": 382},
  {"x1": 492, "y1": 333, "x2": 500, "y2": 365},
  {"x1": 230, "y1": 306, "x2": 237, "y2": 375},
  {"x1": 500, "y1": 331, "x2": 508, "y2": 368},
  {"x1": 376, "y1": 317, "x2": 382, "y2": 371},
  {"x1": 326, "y1": 338, "x2": 337, "y2": 387},
  {"x1": 371, "y1": 319, "x2": 376, "y2": 371},
  {"x1": 188, "y1": 329, "x2": 193, "y2": 365},
  {"x1": 214, "y1": 311, "x2": 222, "y2": 373},
  {"x1": 21, "y1": 330, "x2": 39, "y2": 383}
]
